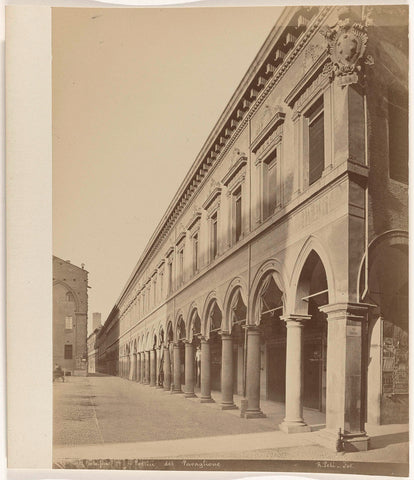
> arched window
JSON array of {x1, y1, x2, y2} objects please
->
[{"x1": 66, "y1": 291, "x2": 74, "y2": 302}]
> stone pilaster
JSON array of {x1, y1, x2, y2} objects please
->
[{"x1": 279, "y1": 314, "x2": 311, "y2": 433}]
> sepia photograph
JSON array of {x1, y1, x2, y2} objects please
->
[{"x1": 6, "y1": 2, "x2": 409, "y2": 478}]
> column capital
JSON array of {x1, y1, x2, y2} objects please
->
[
  {"x1": 218, "y1": 330, "x2": 232, "y2": 338},
  {"x1": 319, "y1": 302, "x2": 374, "y2": 320},
  {"x1": 244, "y1": 324, "x2": 261, "y2": 333},
  {"x1": 200, "y1": 336, "x2": 209, "y2": 344},
  {"x1": 280, "y1": 314, "x2": 311, "y2": 326}
]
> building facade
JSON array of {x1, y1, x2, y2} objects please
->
[
  {"x1": 95, "y1": 5, "x2": 408, "y2": 451},
  {"x1": 53, "y1": 256, "x2": 89, "y2": 375},
  {"x1": 87, "y1": 313, "x2": 102, "y2": 374}
]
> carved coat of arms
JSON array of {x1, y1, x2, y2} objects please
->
[{"x1": 320, "y1": 9, "x2": 373, "y2": 84}]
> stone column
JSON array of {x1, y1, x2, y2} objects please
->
[
  {"x1": 245, "y1": 326, "x2": 265, "y2": 418},
  {"x1": 140, "y1": 352, "x2": 145, "y2": 383},
  {"x1": 150, "y1": 349, "x2": 156, "y2": 386},
  {"x1": 136, "y1": 353, "x2": 141, "y2": 382},
  {"x1": 220, "y1": 333, "x2": 237, "y2": 409},
  {"x1": 237, "y1": 343, "x2": 244, "y2": 395},
  {"x1": 156, "y1": 347, "x2": 163, "y2": 388},
  {"x1": 280, "y1": 314, "x2": 311, "y2": 433},
  {"x1": 163, "y1": 344, "x2": 171, "y2": 391},
  {"x1": 200, "y1": 338, "x2": 214, "y2": 403},
  {"x1": 145, "y1": 350, "x2": 150, "y2": 384},
  {"x1": 184, "y1": 341, "x2": 196, "y2": 398},
  {"x1": 132, "y1": 353, "x2": 137, "y2": 381},
  {"x1": 172, "y1": 342, "x2": 182, "y2": 393},
  {"x1": 319, "y1": 303, "x2": 370, "y2": 451}
]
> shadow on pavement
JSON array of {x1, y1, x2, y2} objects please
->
[{"x1": 369, "y1": 431, "x2": 409, "y2": 450}]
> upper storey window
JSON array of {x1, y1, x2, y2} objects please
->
[
  {"x1": 192, "y1": 232, "x2": 199, "y2": 274},
  {"x1": 211, "y1": 212, "x2": 218, "y2": 259},
  {"x1": 251, "y1": 107, "x2": 284, "y2": 224},
  {"x1": 175, "y1": 232, "x2": 186, "y2": 288},
  {"x1": 388, "y1": 87, "x2": 408, "y2": 184},
  {"x1": 177, "y1": 247, "x2": 184, "y2": 285},
  {"x1": 285, "y1": 58, "x2": 332, "y2": 194},
  {"x1": 306, "y1": 97, "x2": 324, "y2": 185},
  {"x1": 263, "y1": 149, "x2": 278, "y2": 220},
  {"x1": 203, "y1": 181, "x2": 222, "y2": 263},
  {"x1": 222, "y1": 149, "x2": 248, "y2": 246},
  {"x1": 66, "y1": 291, "x2": 74, "y2": 302},
  {"x1": 187, "y1": 211, "x2": 202, "y2": 276},
  {"x1": 234, "y1": 187, "x2": 242, "y2": 243},
  {"x1": 65, "y1": 316, "x2": 73, "y2": 330}
]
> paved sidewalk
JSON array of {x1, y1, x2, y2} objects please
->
[{"x1": 53, "y1": 374, "x2": 409, "y2": 465}]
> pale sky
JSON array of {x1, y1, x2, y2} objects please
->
[{"x1": 52, "y1": 6, "x2": 282, "y2": 332}]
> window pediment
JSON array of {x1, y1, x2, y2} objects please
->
[
  {"x1": 186, "y1": 210, "x2": 202, "y2": 232},
  {"x1": 203, "y1": 186, "x2": 222, "y2": 211},
  {"x1": 285, "y1": 53, "x2": 330, "y2": 111},
  {"x1": 251, "y1": 108, "x2": 285, "y2": 154},
  {"x1": 222, "y1": 149, "x2": 247, "y2": 187},
  {"x1": 176, "y1": 231, "x2": 186, "y2": 247},
  {"x1": 165, "y1": 246, "x2": 174, "y2": 258}
]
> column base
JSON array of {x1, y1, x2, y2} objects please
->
[
  {"x1": 220, "y1": 403, "x2": 238, "y2": 410},
  {"x1": 315, "y1": 428, "x2": 369, "y2": 451},
  {"x1": 279, "y1": 420, "x2": 311, "y2": 433},
  {"x1": 163, "y1": 386, "x2": 171, "y2": 392},
  {"x1": 170, "y1": 389, "x2": 183, "y2": 394},
  {"x1": 200, "y1": 396, "x2": 215, "y2": 403},
  {"x1": 156, "y1": 385, "x2": 163, "y2": 389},
  {"x1": 184, "y1": 392, "x2": 197, "y2": 398},
  {"x1": 244, "y1": 409, "x2": 266, "y2": 419},
  {"x1": 342, "y1": 433, "x2": 370, "y2": 452}
]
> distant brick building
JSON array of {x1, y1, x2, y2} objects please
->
[{"x1": 53, "y1": 256, "x2": 89, "y2": 375}]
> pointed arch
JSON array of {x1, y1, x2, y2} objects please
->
[
  {"x1": 201, "y1": 291, "x2": 224, "y2": 336},
  {"x1": 223, "y1": 277, "x2": 248, "y2": 332},
  {"x1": 249, "y1": 258, "x2": 288, "y2": 325},
  {"x1": 289, "y1": 235, "x2": 335, "y2": 313},
  {"x1": 53, "y1": 280, "x2": 80, "y2": 311}
]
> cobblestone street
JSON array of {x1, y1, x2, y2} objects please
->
[{"x1": 53, "y1": 374, "x2": 409, "y2": 467}]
